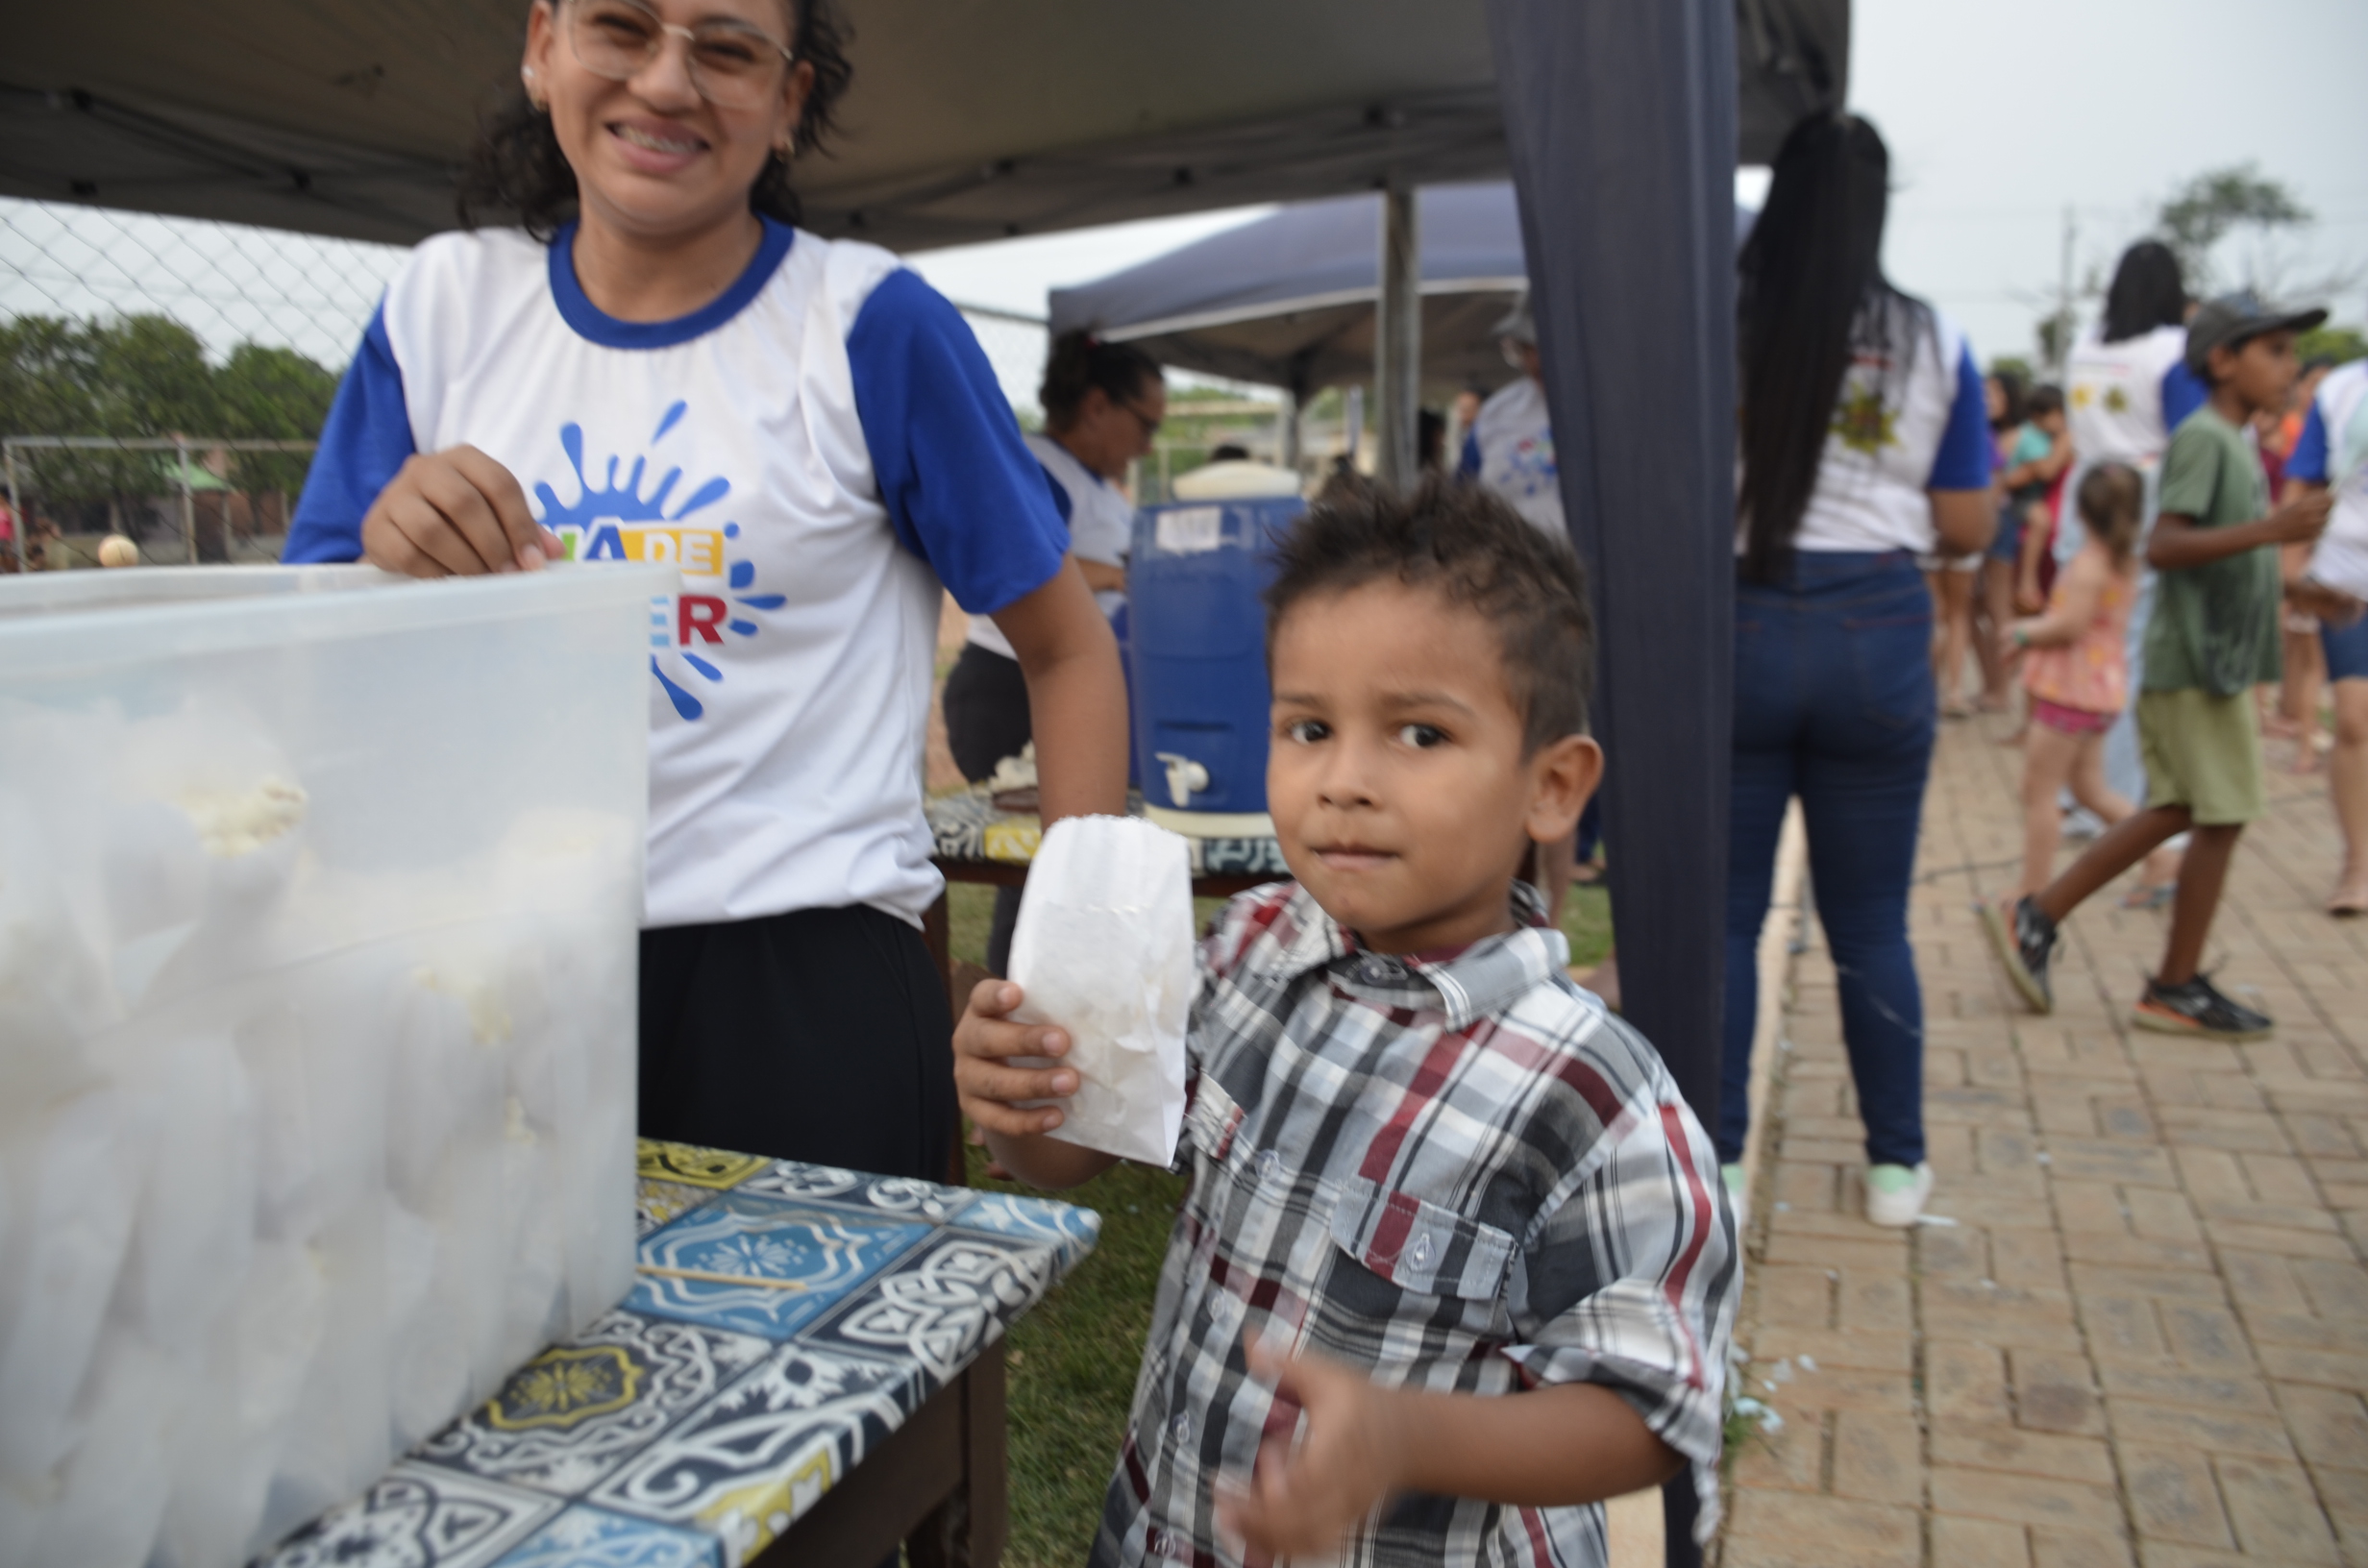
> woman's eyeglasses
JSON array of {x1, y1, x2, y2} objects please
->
[{"x1": 565, "y1": 0, "x2": 794, "y2": 110}]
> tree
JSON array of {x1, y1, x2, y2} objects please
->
[
  {"x1": 87, "y1": 315, "x2": 215, "y2": 436},
  {"x1": 2152, "y1": 163, "x2": 2364, "y2": 307},
  {"x1": 2297, "y1": 325, "x2": 2367, "y2": 368},
  {"x1": 2157, "y1": 164, "x2": 2310, "y2": 293},
  {"x1": 216, "y1": 343, "x2": 338, "y2": 496},
  {"x1": 0, "y1": 315, "x2": 340, "y2": 529}
]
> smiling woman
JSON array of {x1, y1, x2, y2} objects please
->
[
  {"x1": 463, "y1": 0, "x2": 851, "y2": 247},
  {"x1": 279, "y1": 0, "x2": 1128, "y2": 1181}
]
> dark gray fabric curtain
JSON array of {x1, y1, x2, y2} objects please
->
[{"x1": 1480, "y1": 0, "x2": 1737, "y2": 1556}]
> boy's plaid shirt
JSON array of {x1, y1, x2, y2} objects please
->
[{"x1": 1090, "y1": 881, "x2": 1738, "y2": 1568}]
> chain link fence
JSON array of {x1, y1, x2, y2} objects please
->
[{"x1": 0, "y1": 197, "x2": 1073, "y2": 571}]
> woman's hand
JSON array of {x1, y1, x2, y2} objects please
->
[
  {"x1": 1928, "y1": 488, "x2": 1997, "y2": 557},
  {"x1": 362, "y1": 445, "x2": 561, "y2": 577},
  {"x1": 1075, "y1": 557, "x2": 1128, "y2": 594}
]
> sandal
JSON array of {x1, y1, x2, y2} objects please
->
[
  {"x1": 2120, "y1": 883, "x2": 2176, "y2": 912},
  {"x1": 2330, "y1": 890, "x2": 2368, "y2": 919}
]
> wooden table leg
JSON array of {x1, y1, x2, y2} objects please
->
[
  {"x1": 907, "y1": 1338, "x2": 1007, "y2": 1568},
  {"x1": 756, "y1": 1357, "x2": 967, "y2": 1567}
]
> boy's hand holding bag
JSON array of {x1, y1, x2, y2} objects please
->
[{"x1": 1006, "y1": 816, "x2": 1195, "y2": 1165}]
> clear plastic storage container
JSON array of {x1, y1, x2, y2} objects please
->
[{"x1": 0, "y1": 564, "x2": 668, "y2": 1568}]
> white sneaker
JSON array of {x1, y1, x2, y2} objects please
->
[{"x1": 1864, "y1": 1163, "x2": 1933, "y2": 1228}]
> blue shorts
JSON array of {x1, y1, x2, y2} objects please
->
[
  {"x1": 2326, "y1": 611, "x2": 2368, "y2": 683},
  {"x1": 1987, "y1": 504, "x2": 2023, "y2": 563}
]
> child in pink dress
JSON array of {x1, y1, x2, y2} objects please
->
[{"x1": 1997, "y1": 463, "x2": 2151, "y2": 901}]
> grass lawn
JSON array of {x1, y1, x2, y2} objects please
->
[{"x1": 943, "y1": 874, "x2": 1614, "y2": 1566}]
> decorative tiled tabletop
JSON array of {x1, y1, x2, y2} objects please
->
[
  {"x1": 257, "y1": 1141, "x2": 1099, "y2": 1568},
  {"x1": 925, "y1": 784, "x2": 1289, "y2": 879}
]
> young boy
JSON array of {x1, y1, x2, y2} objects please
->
[
  {"x1": 955, "y1": 482, "x2": 1737, "y2": 1567},
  {"x1": 1986, "y1": 293, "x2": 2333, "y2": 1039}
]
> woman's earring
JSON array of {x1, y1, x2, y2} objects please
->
[{"x1": 521, "y1": 64, "x2": 546, "y2": 110}]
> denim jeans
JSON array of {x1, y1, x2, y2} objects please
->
[{"x1": 1721, "y1": 551, "x2": 1936, "y2": 1168}]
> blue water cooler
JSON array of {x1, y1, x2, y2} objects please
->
[{"x1": 1126, "y1": 463, "x2": 1304, "y2": 838}]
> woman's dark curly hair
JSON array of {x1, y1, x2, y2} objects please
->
[
  {"x1": 457, "y1": 0, "x2": 853, "y2": 238},
  {"x1": 1039, "y1": 331, "x2": 1163, "y2": 430}
]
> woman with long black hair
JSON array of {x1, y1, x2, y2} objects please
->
[
  {"x1": 284, "y1": 0, "x2": 1127, "y2": 1179},
  {"x1": 1720, "y1": 114, "x2": 1995, "y2": 1227},
  {"x1": 943, "y1": 329, "x2": 1163, "y2": 973}
]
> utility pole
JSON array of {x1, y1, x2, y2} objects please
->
[{"x1": 2054, "y1": 205, "x2": 2077, "y2": 378}]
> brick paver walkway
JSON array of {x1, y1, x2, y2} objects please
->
[{"x1": 1716, "y1": 717, "x2": 2367, "y2": 1568}]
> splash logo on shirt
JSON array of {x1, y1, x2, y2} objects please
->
[
  {"x1": 1832, "y1": 383, "x2": 1898, "y2": 455},
  {"x1": 1491, "y1": 433, "x2": 1559, "y2": 500},
  {"x1": 533, "y1": 400, "x2": 787, "y2": 722}
]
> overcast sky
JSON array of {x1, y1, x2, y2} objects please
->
[
  {"x1": 3, "y1": 0, "x2": 2362, "y2": 409},
  {"x1": 1852, "y1": 0, "x2": 2368, "y2": 364},
  {"x1": 909, "y1": 0, "x2": 2368, "y2": 395}
]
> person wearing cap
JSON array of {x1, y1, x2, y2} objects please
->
[
  {"x1": 1986, "y1": 293, "x2": 2333, "y2": 1041},
  {"x1": 2057, "y1": 240, "x2": 2208, "y2": 906},
  {"x1": 2282, "y1": 349, "x2": 2368, "y2": 915},
  {"x1": 1459, "y1": 299, "x2": 1565, "y2": 539}
]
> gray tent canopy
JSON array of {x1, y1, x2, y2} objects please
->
[
  {"x1": 1048, "y1": 183, "x2": 1527, "y2": 398},
  {"x1": 7, "y1": 0, "x2": 1840, "y2": 251},
  {"x1": 1047, "y1": 184, "x2": 1763, "y2": 400}
]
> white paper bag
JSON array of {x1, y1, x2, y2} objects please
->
[{"x1": 1007, "y1": 816, "x2": 1195, "y2": 1165}]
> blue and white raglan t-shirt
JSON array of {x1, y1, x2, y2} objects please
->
[
  {"x1": 284, "y1": 217, "x2": 1068, "y2": 930},
  {"x1": 1463, "y1": 375, "x2": 1566, "y2": 540},
  {"x1": 2067, "y1": 324, "x2": 2204, "y2": 466},
  {"x1": 2289, "y1": 359, "x2": 2368, "y2": 601},
  {"x1": 1764, "y1": 299, "x2": 1993, "y2": 555},
  {"x1": 966, "y1": 431, "x2": 1131, "y2": 660}
]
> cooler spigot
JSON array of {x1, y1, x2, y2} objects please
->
[{"x1": 1153, "y1": 752, "x2": 1210, "y2": 808}]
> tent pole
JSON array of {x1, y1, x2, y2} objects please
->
[
  {"x1": 1373, "y1": 177, "x2": 1421, "y2": 492},
  {"x1": 5, "y1": 443, "x2": 24, "y2": 573},
  {"x1": 1483, "y1": 1, "x2": 1737, "y2": 1562},
  {"x1": 1278, "y1": 388, "x2": 1302, "y2": 476},
  {"x1": 178, "y1": 435, "x2": 196, "y2": 565}
]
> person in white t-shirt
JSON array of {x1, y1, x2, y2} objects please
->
[
  {"x1": 1457, "y1": 300, "x2": 1598, "y2": 943},
  {"x1": 2284, "y1": 356, "x2": 2368, "y2": 914},
  {"x1": 284, "y1": 0, "x2": 1126, "y2": 1180},
  {"x1": 943, "y1": 329, "x2": 1161, "y2": 972},
  {"x1": 1459, "y1": 301, "x2": 1565, "y2": 541},
  {"x1": 1723, "y1": 113, "x2": 1995, "y2": 1229}
]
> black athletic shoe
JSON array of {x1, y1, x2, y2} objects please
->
[
  {"x1": 1981, "y1": 895, "x2": 2057, "y2": 1014},
  {"x1": 2133, "y1": 973, "x2": 2274, "y2": 1042}
]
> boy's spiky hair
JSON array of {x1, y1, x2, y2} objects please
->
[{"x1": 1263, "y1": 476, "x2": 1594, "y2": 752}]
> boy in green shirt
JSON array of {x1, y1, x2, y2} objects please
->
[{"x1": 1986, "y1": 293, "x2": 2331, "y2": 1041}]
